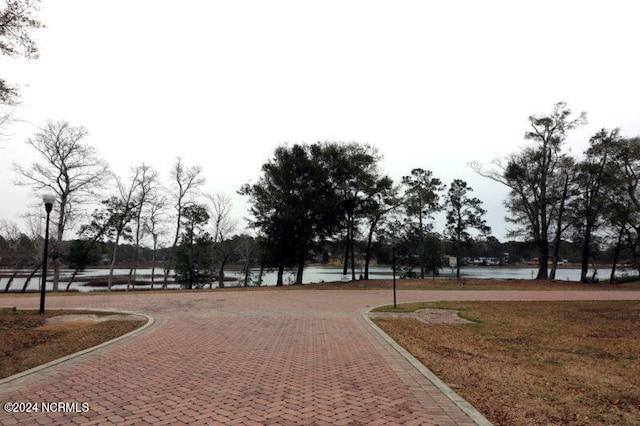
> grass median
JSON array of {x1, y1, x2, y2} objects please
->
[
  {"x1": 373, "y1": 300, "x2": 640, "y2": 425},
  {"x1": 1, "y1": 308, "x2": 147, "y2": 380}
]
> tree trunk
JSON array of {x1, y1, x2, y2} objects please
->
[
  {"x1": 537, "y1": 239, "x2": 549, "y2": 280},
  {"x1": 257, "y1": 237, "x2": 269, "y2": 287},
  {"x1": 257, "y1": 262, "x2": 265, "y2": 287},
  {"x1": 129, "y1": 213, "x2": 143, "y2": 288},
  {"x1": 549, "y1": 227, "x2": 564, "y2": 280},
  {"x1": 342, "y1": 221, "x2": 350, "y2": 277},
  {"x1": 188, "y1": 235, "x2": 195, "y2": 289},
  {"x1": 452, "y1": 237, "x2": 460, "y2": 279},
  {"x1": 218, "y1": 253, "x2": 230, "y2": 288},
  {"x1": 65, "y1": 269, "x2": 79, "y2": 291},
  {"x1": 363, "y1": 218, "x2": 378, "y2": 280},
  {"x1": 580, "y1": 223, "x2": 593, "y2": 283},
  {"x1": 4, "y1": 271, "x2": 17, "y2": 292},
  {"x1": 549, "y1": 260, "x2": 557, "y2": 281},
  {"x1": 609, "y1": 226, "x2": 624, "y2": 284},
  {"x1": 295, "y1": 255, "x2": 305, "y2": 284},
  {"x1": 107, "y1": 234, "x2": 121, "y2": 291},
  {"x1": 243, "y1": 268, "x2": 250, "y2": 287},
  {"x1": 163, "y1": 214, "x2": 182, "y2": 289},
  {"x1": 419, "y1": 210, "x2": 425, "y2": 279},
  {"x1": 150, "y1": 233, "x2": 158, "y2": 290},
  {"x1": 276, "y1": 264, "x2": 284, "y2": 286},
  {"x1": 550, "y1": 174, "x2": 569, "y2": 281},
  {"x1": 52, "y1": 206, "x2": 65, "y2": 292},
  {"x1": 22, "y1": 266, "x2": 39, "y2": 292},
  {"x1": 350, "y1": 230, "x2": 356, "y2": 280}
]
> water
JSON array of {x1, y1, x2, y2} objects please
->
[
  {"x1": 0, "y1": 265, "x2": 633, "y2": 292},
  {"x1": 252, "y1": 265, "x2": 633, "y2": 285}
]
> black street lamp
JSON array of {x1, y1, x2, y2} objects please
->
[
  {"x1": 40, "y1": 193, "x2": 56, "y2": 314},
  {"x1": 392, "y1": 246, "x2": 397, "y2": 309}
]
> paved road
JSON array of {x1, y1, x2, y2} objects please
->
[{"x1": 1, "y1": 289, "x2": 639, "y2": 425}]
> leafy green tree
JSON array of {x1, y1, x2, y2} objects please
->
[
  {"x1": 444, "y1": 179, "x2": 490, "y2": 278},
  {"x1": 422, "y1": 232, "x2": 445, "y2": 279},
  {"x1": 314, "y1": 142, "x2": 392, "y2": 280},
  {"x1": 240, "y1": 143, "x2": 341, "y2": 285},
  {"x1": 571, "y1": 129, "x2": 621, "y2": 282},
  {"x1": 473, "y1": 102, "x2": 586, "y2": 279},
  {"x1": 83, "y1": 196, "x2": 136, "y2": 290},
  {"x1": 361, "y1": 177, "x2": 398, "y2": 279},
  {"x1": 401, "y1": 168, "x2": 445, "y2": 279},
  {"x1": 175, "y1": 204, "x2": 212, "y2": 289},
  {"x1": 544, "y1": 155, "x2": 576, "y2": 280},
  {"x1": 607, "y1": 136, "x2": 640, "y2": 275},
  {"x1": 62, "y1": 239, "x2": 101, "y2": 285},
  {"x1": 605, "y1": 183, "x2": 638, "y2": 283}
]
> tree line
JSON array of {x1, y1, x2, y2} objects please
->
[
  {"x1": 5, "y1": 121, "x2": 240, "y2": 290},
  {"x1": 473, "y1": 102, "x2": 640, "y2": 283},
  {"x1": 2, "y1": 109, "x2": 640, "y2": 288},
  {"x1": 239, "y1": 142, "x2": 490, "y2": 284},
  {"x1": 1, "y1": 122, "x2": 494, "y2": 288}
]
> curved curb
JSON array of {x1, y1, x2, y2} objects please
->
[
  {"x1": 0, "y1": 308, "x2": 155, "y2": 386},
  {"x1": 363, "y1": 307, "x2": 493, "y2": 426}
]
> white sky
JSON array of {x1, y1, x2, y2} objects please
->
[{"x1": 2, "y1": 0, "x2": 640, "y2": 242}]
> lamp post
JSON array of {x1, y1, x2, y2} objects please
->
[
  {"x1": 40, "y1": 193, "x2": 56, "y2": 314},
  {"x1": 392, "y1": 246, "x2": 397, "y2": 309}
]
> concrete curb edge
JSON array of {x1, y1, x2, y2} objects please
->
[{"x1": 363, "y1": 307, "x2": 493, "y2": 426}]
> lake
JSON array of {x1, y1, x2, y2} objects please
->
[{"x1": 0, "y1": 265, "x2": 631, "y2": 292}]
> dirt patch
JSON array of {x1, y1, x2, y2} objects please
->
[
  {"x1": 369, "y1": 308, "x2": 473, "y2": 324},
  {"x1": 37, "y1": 314, "x2": 145, "y2": 331}
]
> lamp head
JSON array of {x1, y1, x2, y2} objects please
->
[{"x1": 42, "y1": 193, "x2": 56, "y2": 212}]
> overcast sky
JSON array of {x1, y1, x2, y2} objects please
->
[{"x1": 2, "y1": 0, "x2": 640, "y2": 241}]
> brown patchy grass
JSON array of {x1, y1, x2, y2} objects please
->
[
  {"x1": 0, "y1": 308, "x2": 146, "y2": 380},
  {"x1": 300, "y1": 277, "x2": 640, "y2": 291},
  {"x1": 374, "y1": 300, "x2": 640, "y2": 426}
]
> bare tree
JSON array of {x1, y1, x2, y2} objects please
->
[
  {"x1": 205, "y1": 191, "x2": 237, "y2": 288},
  {"x1": 0, "y1": 110, "x2": 14, "y2": 139},
  {"x1": 234, "y1": 234, "x2": 257, "y2": 287},
  {"x1": 19, "y1": 207, "x2": 44, "y2": 264},
  {"x1": 144, "y1": 193, "x2": 167, "y2": 289},
  {"x1": 13, "y1": 120, "x2": 110, "y2": 290},
  {"x1": 0, "y1": 0, "x2": 41, "y2": 58},
  {"x1": 127, "y1": 164, "x2": 160, "y2": 288},
  {"x1": 1, "y1": 0, "x2": 42, "y2": 132},
  {"x1": 162, "y1": 157, "x2": 205, "y2": 288}
]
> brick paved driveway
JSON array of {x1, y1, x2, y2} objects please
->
[{"x1": 1, "y1": 289, "x2": 639, "y2": 425}]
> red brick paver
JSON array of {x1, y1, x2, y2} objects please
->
[{"x1": 1, "y1": 289, "x2": 639, "y2": 425}]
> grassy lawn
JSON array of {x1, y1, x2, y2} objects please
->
[
  {"x1": 300, "y1": 277, "x2": 640, "y2": 291},
  {"x1": 0, "y1": 308, "x2": 146, "y2": 380},
  {"x1": 373, "y1": 300, "x2": 640, "y2": 425}
]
